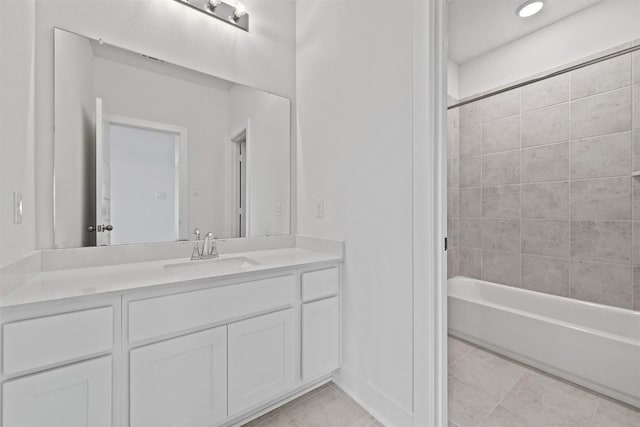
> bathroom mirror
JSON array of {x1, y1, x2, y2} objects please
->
[{"x1": 53, "y1": 28, "x2": 291, "y2": 248}]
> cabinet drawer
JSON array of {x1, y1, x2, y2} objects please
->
[
  {"x1": 128, "y1": 275, "x2": 295, "y2": 342},
  {"x1": 2, "y1": 307, "x2": 113, "y2": 375},
  {"x1": 301, "y1": 267, "x2": 339, "y2": 301}
]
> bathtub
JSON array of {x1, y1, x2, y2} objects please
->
[{"x1": 448, "y1": 276, "x2": 640, "y2": 408}]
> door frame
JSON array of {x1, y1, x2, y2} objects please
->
[
  {"x1": 228, "y1": 122, "x2": 251, "y2": 238},
  {"x1": 103, "y1": 114, "x2": 189, "y2": 242},
  {"x1": 412, "y1": 0, "x2": 448, "y2": 426}
]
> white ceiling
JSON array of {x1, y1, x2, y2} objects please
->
[{"x1": 448, "y1": 0, "x2": 604, "y2": 64}]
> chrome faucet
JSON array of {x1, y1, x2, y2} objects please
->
[{"x1": 191, "y1": 231, "x2": 219, "y2": 260}]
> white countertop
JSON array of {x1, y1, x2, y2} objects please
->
[{"x1": 0, "y1": 248, "x2": 341, "y2": 308}]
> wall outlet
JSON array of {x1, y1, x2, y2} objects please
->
[
  {"x1": 314, "y1": 199, "x2": 325, "y2": 219},
  {"x1": 274, "y1": 201, "x2": 282, "y2": 217},
  {"x1": 13, "y1": 190, "x2": 23, "y2": 224}
]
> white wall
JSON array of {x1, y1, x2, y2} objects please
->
[
  {"x1": 35, "y1": 0, "x2": 296, "y2": 250},
  {"x1": 458, "y1": 0, "x2": 640, "y2": 98},
  {"x1": 229, "y1": 85, "x2": 290, "y2": 237},
  {"x1": 53, "y1": 30, "x2": 95, "y2": 248},
  {"x1": 296, "y1": 1, "x2": 414, "y2": 424},
  {"x1": 447, "y1": 59, "x2": 459, "y2": 100},
  {"x1": 93, "y1": 56, "x2": 231, "y2": 239},
  {"x1": 0, "y1": 0, "x2": 37, "y2": 268}
]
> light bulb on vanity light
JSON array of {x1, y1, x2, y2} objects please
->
[
  {"x1": 233, "y1": 1, "x2": 247, "y2": 22},
  {"x1": 207, "y1": 0, "x2": 222, "y2": 11}
]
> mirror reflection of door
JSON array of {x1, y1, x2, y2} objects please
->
[
  {"x1": 232, "y1": 129, "x2": 248, "y2": 238},
  {"x1": 239, "y1": 138, "x2": 247, "y2": 238},
  {"x1": 95, "y1": 99, "x2": 189, "y2": 245}
]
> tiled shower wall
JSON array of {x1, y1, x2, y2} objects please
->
[{"x1": 447, "y1": 43, "x2": 640, "y2": 311}]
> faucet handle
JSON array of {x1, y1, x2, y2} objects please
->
[{"x1": 193, "y1": 228, "x2": 201, "y2": 240}]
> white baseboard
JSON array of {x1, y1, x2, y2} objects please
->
[{"x1": 333, "y1": 367, "x2": 414, "y2": 427}]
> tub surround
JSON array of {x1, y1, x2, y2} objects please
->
[
  {"x1": 0, "y1": 235, "x2": 343, "y2": 426},
  {"x1": 449, "y1": 42, "x2": 640, "y2": 311}
]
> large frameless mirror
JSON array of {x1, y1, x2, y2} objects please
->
[{"x1": 53, "y1": 28, "x2": 291, "y2": 248}]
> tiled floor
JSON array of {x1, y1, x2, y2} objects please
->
[
  {"x1": 244, "y1": 338, "x2": 640, "y2": 427},
  {"x1": 448, "y1": 336, "x2": 640, "y2": 427},
  {"x1": 243, "y1": 382, "x2": 383, "y2": 427}
]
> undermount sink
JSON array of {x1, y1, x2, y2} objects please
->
[{"x1": 163, "y1": 256, "x2": 262, "y2": 275}]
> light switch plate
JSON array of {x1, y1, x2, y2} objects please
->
[
  {"x1": 13, "y1": 190, "x2": 23, "y2": 224},
  {"x1": 314, "y1": 199, "x2": 325, "y2": 219}
]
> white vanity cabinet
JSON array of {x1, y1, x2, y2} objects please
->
[{"x1": 0, "y1": 260, "x2": 341, "y2": 427}]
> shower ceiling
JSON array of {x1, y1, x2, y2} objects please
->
[{"x1": 448, "y1": 0, "x2": 603, "y2": 64}]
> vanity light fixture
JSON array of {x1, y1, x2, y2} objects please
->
[
  {"x1": 175, "y1": 0, "x2": 249, "y2": 32},
  {"x1": 516, "y1": 0, "x2": 544, "y2": 18}
]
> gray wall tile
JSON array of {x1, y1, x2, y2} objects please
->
[
  {"x1": 448, "y1": 124, "x2": 459, "y2": 159},
  {"x1": 460, "y1": 187, "x2": 481, "y2": 218},
  {"x1": 521, "y1": 220, "x2": 570, "y2": 258},
  {"x1": 571, "y1": 54, "x2": 631, "y2": 100},
  {"x1": 633, "y1": 221, "x2": 640, "y2": 265},
  {"x1": 571, "y1": 87, "x2": 632, "y2": 139},
  {"x1": 460, "y1": 156, "x2": 482, "y2": 187},
  {"x1": 521, "y1": 143, "x2": 570, "y2": 183},
  {"x1": 460, "y1": 101, "x2": 482, "y2": 128},
  {"x1": 460, "y1": 124, "x2": 482, "y2": 157},
  {"x1": 634, "y1": 267, "x2": 640, "y2": 310},
  {"x1": 482, "y1": 219, "x2": 520, "y2": 253},
  {"x1": 448, "y1": 248, "x2": 458, "y2": 278},
  {"x1": 483, "y1": 185, "x2": 520, "y2": 218},
  {"x1": 570, "y1": 260, "x2": 632, "y2": 308},
  {"x1": 521, "y1": 103, "x2": 570, "y2": 148},
  {"x1": 521, "y1": 74, "x2": 570, "y2": 112},
  {"x1": 482, "y1": 251, "x2": 521, "y2": 287},
  {"x1": 633, "y1": 179, "x2": 640, "y2": 220},
  {"x1": 459, "y1": 248, "x2": 482, "y2": 279},
  {"x1": 482, "y1": 89, "x2": 520, "y2": 122},
  {"x1": 448, "y1": 47, "x2": 639, "y2": 311},
  {"x1": 521, "y1": 255, "x2": 570, "y2": 297},
  {"x1": 448, "y1": 188, "x2": 459, "y2": 217},
  {"x1": 448, "y1": 218, "x2": 459, "y2": 248},
  {"x1": 482, "y1": 150, "x2": 520, "y2": 185},
  {"x1": 459, "y1": 218, "x2": 482, "y2": 249},
  {"x1": 632, "y1": 131, "x2": 640, "y2": 172},
  {"x1": 571, "y1": 132, "x2": 631, "y2": 179},
  {"x1": 570, "y1": 177, "x2": 631, "y2": 220},
  {"x1": 521, "y1": 182, "x2": 569, "y2": 219},
  {"x1": 634, "y1": 84, "x2": 640, "y2": 130},
  {"x1": 448, "y1": 157, "x2": 460, "y2": 187},
  {"x1": 571, "y1": 220, "x2": 632, "y2": 264},
  {"x1": 482, "y1": 115, "x2": 519, "y2": 154}
]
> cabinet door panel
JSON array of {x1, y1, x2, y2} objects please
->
[
  {"x1": 129, "y1": 326, "x2": 227, "y2": 427},
  {"x1": 228, "y1": 309, "x2": 295, "y2": 415},
  {"x1": 302, "y1": 297, "x2": 340, "y2": 380},
  {"x1": 2, "y1": 356, "x2": 112, "y2": 427}
]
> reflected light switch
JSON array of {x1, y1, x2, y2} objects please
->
[
  {"x1": 314, "y1": 199, "x2": 325, "y2": 219},
  {"x1": 13, "y1": 190, "x2": 23, "y2": 224}
]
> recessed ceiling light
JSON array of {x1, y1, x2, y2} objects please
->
[{"x1": 516, "y1": 0, "x2": 545, "y2": 18}]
